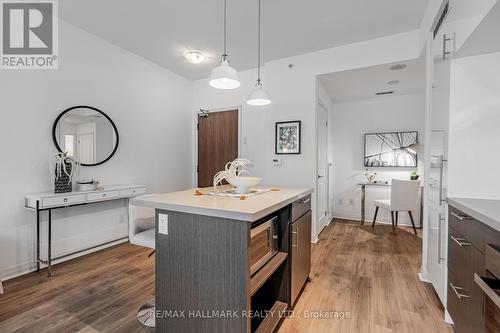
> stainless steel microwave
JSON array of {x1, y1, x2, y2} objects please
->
[{"x1": 250, "y1": 216, "x2": 279, "y2": 275}]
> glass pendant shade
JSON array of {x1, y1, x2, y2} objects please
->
[
  {"x1": 247, "y1": 83, "x2": 271, "y2": 106},
  {"x1": 209, "y1": 58, "x2": 241, "y2": 90}
]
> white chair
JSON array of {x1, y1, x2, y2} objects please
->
[
  {"x1": 129, "y1": 200, "x2": 156, "y2": 328},
  {"x1": 372, "y1": 179, "x2": 420, "y2": 235}
]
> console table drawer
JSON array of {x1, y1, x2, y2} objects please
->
[
  {"x1": 42, "y1": 194, "x2": 85, "y2": 207},
  {"x1": 120, "y1": 187, "x2": 146, "y2": 196},
  {"x1": 87, "y1": 191, "x2": 120, "y2": 201}
]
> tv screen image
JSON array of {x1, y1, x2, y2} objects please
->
[{"x1": 364, "y1": 131, "x2": 418, "y2": 167}]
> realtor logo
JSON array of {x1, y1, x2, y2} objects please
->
[{"x1": 1, "y1": 0, "x2": 58, "y2": 69}]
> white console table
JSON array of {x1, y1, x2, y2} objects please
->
[{"x1": 25, "y1": 184, "x2": 146, "y2": 277}]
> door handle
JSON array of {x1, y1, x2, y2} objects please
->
[
  {"x1": 437, "y1": 214, "x2": 446, "y2": 263},
  {"x1": 450, "y1": 235, "x2": 471, "y2": 247},
  {"x1": 317, "y1": 174, "x2": 324, "y2": 179},
  {"x1": 291, "y1": 227, "x2": 299, "y2": 252}
]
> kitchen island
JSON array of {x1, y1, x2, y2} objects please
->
[{"x1": 131, "y1": 186, "x2": 313, "y2": 333}]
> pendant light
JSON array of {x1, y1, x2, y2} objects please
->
[
  {"x1": 209, "y1": 0, "x2": 240, "y2": 90},
  {"x1": 247, "y1": 0, "x2": 271, "y2": 106}
]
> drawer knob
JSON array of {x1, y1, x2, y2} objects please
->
[
  {"x1": 133, "y1": 190, "x2": 136, "y2": 193},
  {"x1": 63, "y1": 198, "x2": 68, "y2": 203},
  {"x1": 102, "y1": 194, "x2": 106, "y2": 197},
  {"x1": 301, "y1": 198, "x2": 310, "y2": 204}
]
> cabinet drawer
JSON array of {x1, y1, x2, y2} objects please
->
[
  {"x1": 42, "y1": 194, "x2": 85, "y2": 207},
  {"x1": 449, "y1": 206, "x2": 500, "y2": 253},
  {"x1": 291, "y1": 195, "x2": 311, "y2": 222},
  {"x1": 86, "y1": 191, "x2": 120, "y2": 201},
  {"x1": 120, "y1": 187, "x2": 146, "y2": 196},
  {"x1": 447, "y1": 245, "x2": 485, "y2": 333}
]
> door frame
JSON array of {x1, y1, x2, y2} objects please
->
[
  {"x1": 192, "y1": 106, "x2": 243, "y2": 187},
  {"x1": 314, "y1": 99, "x2": 330, "y2": 240}
]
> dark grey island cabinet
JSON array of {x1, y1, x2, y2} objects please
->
[
  {"x1": 131, "y1": 187, "x2": 313, "y2": 333},
  {"x1": 447, "y1": 199, "x2": 500, "y2": 333}
]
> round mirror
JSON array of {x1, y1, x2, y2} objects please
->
[{"x1": 52, "y1": 106, "x2": 119, "y2": 166}]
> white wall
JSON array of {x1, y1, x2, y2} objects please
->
[
  {"x1": 329, "y1": 93, "x2": 425, "y2": 225},
  {"x1": 192, "y1": 31, "x2": 421, "y2": 241},
  {"x1": 448, "y1": 51, "x2": 500, "y2": 199},
  {"x1": 0, "y1": 21, "x2": 192, "y2": 280}
]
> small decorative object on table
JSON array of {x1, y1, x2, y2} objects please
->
[
  {"x1": 50, "y1": 152, "x2": 79, "y2": 193},
  {"x1": 77, "y1": 179, "x2": 98, "y2": 191},
  {"x1": 213, "y1": 158, "x2": 262, "y2": 194},
  {"x1": 364, "y1": 168, "x2": 377, "y2": 183},
  {"x1": 410, "y1": 171, "x2": 419, "y2": 180},
  {"x1": 276, "y1": 121, "x2": 301, "y2": 154}
]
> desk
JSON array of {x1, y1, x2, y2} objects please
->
[
  {"x1": 359, "y1": 182, "x2": 423, "y2": 227},
  {"x1": 25, "y1": 184, "x2": 146, "y2": 277}
]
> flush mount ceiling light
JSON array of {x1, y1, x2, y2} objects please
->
[
  {"x1": 390, "y1": 64, "x2": 407, "y2": 71},
  {"x1": 387, "y1": 80, "x2": 400, "y2": 85},
  {"x1": 209, "y1": 0, "x2": 240, "y2": 90},
  {"x1": 247, "y1": 0, "x2": 271, "y2": 106},
  {"x1": 183, "y1": 50, "x2": 206, "y2": 64}
]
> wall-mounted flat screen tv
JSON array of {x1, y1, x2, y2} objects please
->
[{"x1": 364, "y1": 131, "x2": 418, "y2": 167}]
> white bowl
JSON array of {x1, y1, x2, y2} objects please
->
[{"x1": 226, "y1": 176, "x2": 262, "y2": 194}]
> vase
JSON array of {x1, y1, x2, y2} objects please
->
[{"x1": 54, "y1": 162, "x2": 73, "y2": 193}]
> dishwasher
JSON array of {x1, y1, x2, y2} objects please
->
[{"x1": 290, "y1": 195, "x2": 312, "y2": 305}]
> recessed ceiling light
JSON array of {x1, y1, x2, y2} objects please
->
[
  {"x1": 390, "y1": 64, "x2": 407, "y2": 71},
  {"x1": 183, "y1": 50, "x2": 206, "y2": 64},
  {"x1": 388, "y1": 80, "x2": 400, "y2": 85}
]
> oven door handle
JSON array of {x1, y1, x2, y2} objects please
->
[{"x1": 474, "y1": 273, "x2": 500, "y2": 309}]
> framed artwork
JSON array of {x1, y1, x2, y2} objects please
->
[
  {"x1": 275, "y1": 121, "x2": 301, "y2": 154},
  {"x1": 364, "y1": 131, "x2": 418, "y2": 167}
]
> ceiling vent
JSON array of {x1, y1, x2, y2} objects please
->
[
  {"x1": 375, "y1": 91, "x2": 395, "y2": 96},
  {"x1": 433, "y1": 1, "x2": 450, "y2": 39}
]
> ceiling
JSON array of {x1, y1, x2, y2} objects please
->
[
  {"x1": 59, "y1": 0, "x2": 429, "y2": 80},
  {"x1": 318, "y1": 57, "x2": 425, "y2": 102},
  {"x1": 455, "y1": 1, "x2": 500, "y2": 58}
]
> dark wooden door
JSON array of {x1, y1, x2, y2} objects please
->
[{"x1": 197, "y1": 110, "x2": 238, "y2": 187}]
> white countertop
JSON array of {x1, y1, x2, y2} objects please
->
[
  {"x1": 448, "y1": 197, "x2": 500, "y2": 232},
  {"x1": 131, "y1": 187, "x2": 314, "y2": 222}
]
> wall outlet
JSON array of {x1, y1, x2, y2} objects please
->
[
  {"x1": 158, "y1": 213, "x2": 169, "y2": 235},
  {"x1": 243, "y1": 137, "x2": 248, "y2": 144},
  {"x1": 349, "y1": 198, "x2": 354, "y2": 206},
  {"x1": 338, "y1": 199, "x2": 343, "y2": 205},
  {"x1": 119, "y1": 214, "x2": 126, "y2": 224},
  {"x1": 272, "y1": 158, "x2": 282, "y2": 166}
]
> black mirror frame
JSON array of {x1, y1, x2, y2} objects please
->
[{"x1": 52, "y1": 105, "x2": 119, "y2": 167}]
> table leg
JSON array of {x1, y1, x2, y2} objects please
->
[
  {"x1": 36, "y1": 201, "x2": 40, "y2": 272},
  {"x1": 47, "y1": 209, "x2": 52, "y2": 277},
  {"x1": 420, "y1": 189, "x2": 424, "y2": 227},
  {"x1": 361, "y1": 185, "x2": 366, "y2": 225}
]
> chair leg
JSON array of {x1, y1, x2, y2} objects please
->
[
  {"x1": 390, "y1": 211, "x2": 395, "y2": 234},
  {"x1": 395, "y1": 211, "x2": 398, "y2": 226},
  {"x1": 372, "y1": 206, "x2": 379, "y2": 228},
  {"x1": 408, "y1": 211, "x2": 417, "y2": 235}
]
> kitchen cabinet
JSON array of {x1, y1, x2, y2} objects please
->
[{"x1": 447, "y1": 202, "x2": 500, "y2": 333}]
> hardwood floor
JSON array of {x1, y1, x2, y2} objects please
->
[
  {"x1": 279, "y1": 219, "x2": 453, "y2": 333},
  {"x1": 0, "y1": 219, "x2": 452, "y2": 333}
]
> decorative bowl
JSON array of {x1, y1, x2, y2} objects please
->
[{"x1": 226, "y1": 176, "x2": 262, "y2": 194}]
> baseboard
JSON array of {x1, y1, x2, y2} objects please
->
[
  {"x1": 444, "y1": 309, "x2": 453, "y2": 324},
  {"x1": 0, "y1": 237, "x2": 129, "y2": 281},
  {"x1": 332, "y1": 214, "x2": 417, "y2": 227},
  {"x1": 418, "y1": 270, "x2": 432, "y2": 283}
]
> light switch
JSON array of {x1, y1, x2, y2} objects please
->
[{"x1": 159, "y1": 213, "x2": 169, "y2": 235}]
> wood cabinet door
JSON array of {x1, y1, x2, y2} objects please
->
[{"x1": 197, "y1": 110, "x2": 238, "y2": 188}]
